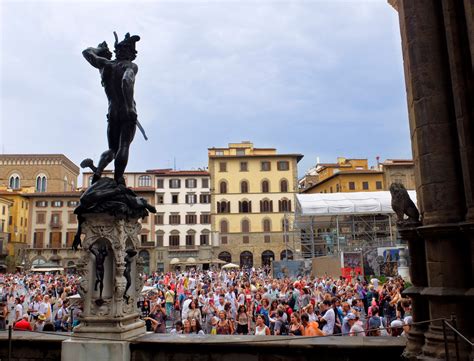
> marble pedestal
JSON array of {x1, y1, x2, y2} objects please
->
[
  {"x1": 62, "y1": 339, "x2": 130, "y2": 361},
  {"x1": 70, "y1": 213, "x2": 146, "y2": 341}
]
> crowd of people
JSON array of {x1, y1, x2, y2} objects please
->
[
  {"x1": 0, "y1": 273, "x2": 80, "y2": 332},
  {"x1": 0, "y1": 268, "x2": 413, "y2": 338}
]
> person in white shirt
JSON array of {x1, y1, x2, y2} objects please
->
[
  {"x1": 319, "y1": 300, "x2": 335, "y2": 335},
  {"x1": 181, "y1": 294, "x2": 193, "y2": 321},
  {"x1": 370, "y1": 278, "x2": 379, "y2": 290},
  {"x1": 216, "y1": 294, "x2": 226, "y2": 312},
  {"x1": 14, "y1": 298, "x2": 23, "y2": 322},
  {"x1": 39, "y1": 295, "x2": 53, "y2": 322}
]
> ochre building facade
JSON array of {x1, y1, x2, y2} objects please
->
[{"x1": 209, "y1": 142, "x2": 303, "y2": 268}]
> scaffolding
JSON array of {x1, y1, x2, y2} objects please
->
[
  {"x1": 293, "y1": 192, "x2": 416, "y2": 259},
  {"x1": 294, "y1": 213, "x2": 399, "y2": 259}
]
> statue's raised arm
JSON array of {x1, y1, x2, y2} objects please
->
[{"x1": 82, "y1": 41, "x2": 113, "y2": 69}]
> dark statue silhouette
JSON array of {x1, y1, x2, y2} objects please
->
[
  {"x1": 124, "y1": 249, "x2": 138, "y2": 303},
  {"x1": 89, "y1": 243, "x2": 108, "y2": 301},
  {"x1": 82, "y1": 32, "x2": 144, "y2": 185},
  {"x1": 72, "y1": 32, "x2": 156, "y2": 252}
]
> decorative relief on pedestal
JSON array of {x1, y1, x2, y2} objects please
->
[
  {"x1": 73, "y1": 213, "x2": 146, "y2": 338},
  {"x1": 90, "y1": 298, "x2": 111, "y2": 316},
  {"x1": 76, "y1": 257, "x2": 90, "y2": 299}
]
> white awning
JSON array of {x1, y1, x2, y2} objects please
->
[
  {"x1": 31, "y1": 267, "x2": 64, "y2": 272},
  {"x1": 296, "y1": 191, "x2": 417, "y2": 216}
]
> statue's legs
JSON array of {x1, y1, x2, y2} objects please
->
[
  {"x1": 97, "y1": 273, "x2": 104, "y2": 298},
  {"x1": 92, "y1": 119, "x2": 120, "y2": 184},
  {"x1": 114, "y1": 121, "x2": 136, "y2": 185}
]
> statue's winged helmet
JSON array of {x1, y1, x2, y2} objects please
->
[{"x1": 114, "y1": 32, "x2": 141, "y2": 60}]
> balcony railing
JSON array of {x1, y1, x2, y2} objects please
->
[
  {"x1": 168, "y1": 245, "x2": 199, "y2": 251},
  {"x1": 140, "y1": 241, "x2": 155, "y2": 248}
]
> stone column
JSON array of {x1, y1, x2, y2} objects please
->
[
  {"x1": 390, "y1": 0, "x2": 473, "y2": 359},
  {"x1": 399, "y1": 225, "x2": 428, "y2": 359},
  {"x1": 72, "y1": 213, "x2": 146, "y2": 340}
]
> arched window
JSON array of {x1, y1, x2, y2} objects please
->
[
  {"x1": 280, "y1": 249, "x2": 294, "y2": 260},
  {"x1": 261, "y1": 250, "x2": 275, "y2": 266},
  {"x1": 239, "y1": 200, "x2": 251, "y2": 213},
  {"x1": 278, "y1": 198, "x2": 292, "y2": 212},
  {"x1": 240, "y1": 251, "x2": 253, "y2": 268},
  {"x1": 261, "y1": 180, "x2": 270, "y2": 193},
  {"x1": 219, "y1": 181, "x2": 227, "y2": 194},
  {"x1": 36, "y1": 175, "x2": 47, "y2": 192},
  {"x1": 218, "y1": 251, "x2": 232, "y2": 263},
  {"x1": 241, "y1": 219, "x2": 250, "y2": 233},
  {"x1": 280, "y1": 179, "x2": 288, "y2": 193},
  {"x1": 139, "y1": 250, "x2": 150, "y2": 274},
  {"x1": 263, "y1": 218, "x2": 271, "y2": 232},
  {"x1": 138, "y1": 175, "x2": 151, "y2": 187},
  {"x1": 186, "y1": 230, "x2": 196, "y2": 247},
  {"x1": 217, "y1": 201, "x2": 230, "y2": 213},
  {"x1": 220, "y1": 219, "x2": 229, "y2": 233},
  {"x1": 260, "y1": 199, "x2": 273, "y2": 212},
  {"x1": 169, "y1": 230, "x2": 180, "y2": 248},
  {"x1": 9, "y1": 174, "x2": 20, "y2": 189},
  {"x1": 200, "y1": 229, "x2": 210, "y2": 245},
  {"x1": 31, "y1": 257, "x2": 47, "y2": 268},
  {"x1": 240, "y1": 180, "x2": 249, "y2": 194}
]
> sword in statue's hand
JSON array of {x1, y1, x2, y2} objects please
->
[{"x1": 136, "y1": 120, "x2": 148, "y2": 141}]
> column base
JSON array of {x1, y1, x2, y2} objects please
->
[
  {"x1": 73, "y1": 316, "x2": 145, "y2": 341},
  {"x1": 403, "y1": 326, "x2": 426, "y2": 360}
]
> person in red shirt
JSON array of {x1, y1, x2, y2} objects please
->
[{"x1": 14, "y1": 314, "x2": 32, "y2": 331}]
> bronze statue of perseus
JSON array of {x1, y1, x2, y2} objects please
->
[{"x1": 82, "y1": 32, "x2": 147, "y2": 186}]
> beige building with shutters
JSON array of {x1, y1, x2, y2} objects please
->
[
  {"x1": 23, "y1": 191, "x2": 82, "y2": 270},
  {"x1": 208, "y1": 142, "x2": 303, "y2": 268}
]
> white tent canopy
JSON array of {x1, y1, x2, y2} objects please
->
[
  {"x1": 296, "y1": 191, "x2": 417, "y2": 216},
  {"x1": 222, "y1": 263, "x2": 240, "y2": 269}
]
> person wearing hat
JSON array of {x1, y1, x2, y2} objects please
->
[
  {"x1": 390, "y1": 319, "x2": 404, "y2": 337},
  {"x1": 34, "y1": 314, "x2": 46, "y2": 331},
  {"x1": 348, "y1": 313, "x2": 365, "y2": 337}
]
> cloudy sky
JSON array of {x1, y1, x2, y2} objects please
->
[{"x1": 0, "y1": 0, "x2": 410, "y2": 179}]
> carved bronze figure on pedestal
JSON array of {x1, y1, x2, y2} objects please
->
[
  {"x1": 123, "y1": 249, "x2": 137, "y2": 303},
  {"x1": 89, "y1": 243, "x2": 108, "y2": 300}
]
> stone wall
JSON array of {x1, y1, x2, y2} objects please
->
[{"x1": 0, "y1": 331, "x2": 407, "y2": 361}]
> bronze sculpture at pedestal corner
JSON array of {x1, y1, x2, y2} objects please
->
[
  {"x1": 89, "y1": 243, "x2": 108, "y2": 301},
  {"x1": 124, "y1": 248, "x2": 137, "y2": 303}
]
